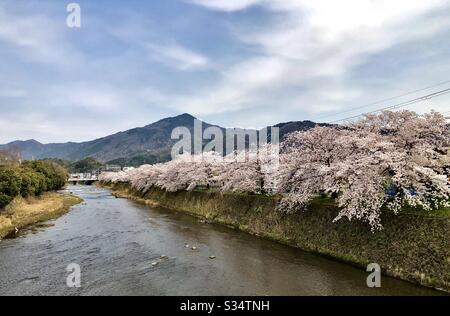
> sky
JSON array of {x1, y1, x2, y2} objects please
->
[{"x1": 0, "y1": 0, "x2": 450, "y2": 144}]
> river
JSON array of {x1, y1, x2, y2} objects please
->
[{"x1": 0, "y1": 185, "x2": 445, "y2": 296}]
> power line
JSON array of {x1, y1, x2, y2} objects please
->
[
  {"x1": 329, "y1": 88, "x2": 450, "y2": 123},
  {"x1": 328, "y1": 88, "x2": 450, "y2": 124},
  {"x1": 316, "y1": 79, "x2": 450, "y2": 121}
]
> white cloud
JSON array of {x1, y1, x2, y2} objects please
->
[
  {"x1": 146, "y1": 42, "x2": 210, "y2": 70},
  {"x1": 50, "y1": 86, "x2": 122, "y2": 113},
  {"x1": 1, "y1": 1, "x2": 450, "y2": 144},
  {"x1": 0, "y1": 7, "x2": 84, "y2": 67},
  {"x1": 187, "y1": 0, "x2": 262, "y2": 12},
  {"x1": 181, "y1": 0, "x2": 450, "y2": 119},
  {"x1": 0, "y1": 114, "x2": 113, "y2": 144}
]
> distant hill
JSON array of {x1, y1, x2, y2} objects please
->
[
  {"x1": 0, "y1": 113, "x2": 327, "y2": 166},
  {"x1": 275, "y1": 120, "x2": 329, "y2": 135}
]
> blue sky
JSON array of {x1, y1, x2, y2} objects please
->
[{"x1": 0, "y1": 0, "x2": 449, "y2": 143}]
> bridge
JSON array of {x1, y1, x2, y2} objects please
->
[{"x1": 68, "y1": 173, "x2": 99, "y2": 185}]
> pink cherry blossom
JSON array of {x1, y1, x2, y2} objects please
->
[{"x1": 99, "y1": 110, "x2": 450, "y2": 230}]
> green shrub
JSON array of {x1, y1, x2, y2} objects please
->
[
  {"x1": 0, "y1": 166, "x2": 22, "y2": 208},
  {"x1": 70, "y1": 157, "x2": 103, "y2": 173},
  {"x1": 0, "y1": 160, "x2": 68, "y2": 209},
  {"x1": 19, "y1": 168, "x2": 47, "y2": 197},
  {"x1": 0, "y1": 193, "x2": 14, "y2": 209},
  {"x1": 24, "y1": 160, "x2": 67, "y2": 191}
]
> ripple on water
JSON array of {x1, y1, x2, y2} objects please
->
[{"x1": 0, "y1": 185, "x2": 446, "y2": 296}]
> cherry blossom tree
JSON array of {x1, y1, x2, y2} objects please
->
[
  {"x1": 184, "y1": 151, "x2": 225, "y2": 191},
  {"x1": 278, "y1": 110, "x2": 450, "y2": 230},
  {"x1": 215, "y1": 144, "x2": 280, "y2": 194},
  {"x1": 129, "y1": 164, "x2": 163, "y2": 193},
  {"x1": 218, "y1": 150, "x2": 261, "y2": 193},
  {"x1": 98, "y1": 110, "x2": 449, "y2": 230}
]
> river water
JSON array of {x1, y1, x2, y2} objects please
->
[{"x1": 0, "y1": 185, "x2": 445, "y2": 296}]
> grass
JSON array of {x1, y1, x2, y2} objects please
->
[
  {"x1": 0, "y1": 192, "x2": 82, "y2": 239},
  {"x1": 143, "y1": 184, "x2": 450, "y2": 217},
  {"x1": 397, "y1": 204, "x2": 450, "y2": 218},
  {"x1": 311, "y1": 195, "x2": 450, "y2": 218}
]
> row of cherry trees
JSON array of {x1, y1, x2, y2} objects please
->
[
  {"x1": 99, "y1": 110, "x2": 450, "y2": 230},
  {"x1": 100, "y1": 147, "x2": 279, "y2": 194}
]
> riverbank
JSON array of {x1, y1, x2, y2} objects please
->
[
  {"x1": 0, "y1": 192, "x2": 82, "y2": 239},
  {"x1": 105, "y1": 182, "x2": 450, "y2": 293},
  {"x1": 2, "y1": 185, "x2": 441, "y2": 296}
]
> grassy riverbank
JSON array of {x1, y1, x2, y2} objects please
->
[
  {"x1": 0, "y1": 192, "x2": 82, "y2": 239},
  {"x1": 105, "y1": 182, "x2": 450, "y2": 293}
]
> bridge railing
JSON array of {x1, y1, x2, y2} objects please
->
[{"x1": 68, "y1": 173, "x2": 99, "y2": 181}]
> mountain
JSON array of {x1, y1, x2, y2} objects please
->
[
  {"x1": 0, "y1": 113, "x2": 222, "y2": 165},
  {"x1": 275, "y1": 120, "x2": 329, "y2": 135},
  {"x1": 1, "y1": 139, "x2": 80, "y2": 161},
  {"x1": 0, "y1": 113, "x2": 326, "y2": 166}
]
